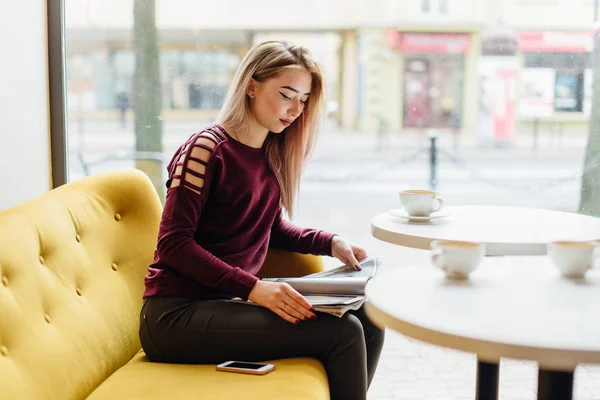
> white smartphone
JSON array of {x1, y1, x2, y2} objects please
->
[{"x1": 216, "y1": 360, "x2": 276, "y2": 375}]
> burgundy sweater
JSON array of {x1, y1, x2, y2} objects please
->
[{"x1": 143, "y1": 124, "x2": 335, "y2": 300}]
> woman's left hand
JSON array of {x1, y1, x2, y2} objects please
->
[{"x1": 331, "y1": 235, "x2": 368, "y2": 270}]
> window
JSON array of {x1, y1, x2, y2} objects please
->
[
  {"x1": 162, "y1": 50, "x2": 239, "y2": 110},
  {"x1": 523, "y1": 52, "x2": 590, "y2": 112},
  {"x1": 439, "y1": 0, "x2": 449, "y2": 14},
  {"x1": 517, "y1": 0, "x2": 557, "y2": 3},
  {"x1": 48, "y1": 0, "x2": 600, "y2": 397},
  {"x1": 422, "y1": 0, "x2": 431, "y2": 13},
  {"x1": 524, "y1": 53, "x2": 591, "y2": 69},
  {"x1": 421, "y1": 0, "x2": 450, "y2": 14}
]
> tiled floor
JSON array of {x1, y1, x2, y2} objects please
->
[{"x1": 368, "y1": 331, "x2": 600, "y2": 400}]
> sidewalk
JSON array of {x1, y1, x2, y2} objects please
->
[
  {"x1": 311, "y1": 123, "x2": 587, "y2": 163},
  {"x1": 68, "y1": 118, "x2": 588, "y2": 164},
  {"x1": 370, "y1": 333, "x2": 600, "y2": 400}
]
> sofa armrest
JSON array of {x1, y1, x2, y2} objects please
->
[{"x1": 257, "y1": 249, "x2": 325, "y2": 279}]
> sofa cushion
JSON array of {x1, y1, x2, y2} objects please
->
[
  {"x1": 87, "y1": 350, "x2": 330, "y2": 400},
  {"x1": 0, "y1": 170, "x2": 162, "y2": 400},
  {"x1": 0, "y1": 168, "x2": 330, "y2": 399},
  {"x1": 258, "y1": 248, "x2": 325, "y2": 279}
]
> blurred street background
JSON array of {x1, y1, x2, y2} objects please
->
[{"x1": 64, "y1": 0, "x2": 600, "y2": 397}]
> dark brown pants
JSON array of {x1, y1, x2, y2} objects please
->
[{"x1": 139, "y1": 296, "x2": 385, "y2": 400}]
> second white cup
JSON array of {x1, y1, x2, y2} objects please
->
[
  {"x1": 431, "y1": 240, "x2": 486, "y2": 279},
  {"x1": 399, "y1": 189, "x2": 444, "y2": 217},
  {"x1": 547, "y1": 240, "x2": 600, "y2": 278}
]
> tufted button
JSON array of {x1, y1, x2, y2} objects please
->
[
  {"x1": 39, "y1": 256, "x2": 45, "y2": 265},
  {"x1": 76, "y1": 288, "x2": 82, "y2": 296},
  {"x1": 76, "y1": 234, "x2": 81, "y2": 243},
  {"x1": 114, "y1": 213, "x2": 122, "y2": 221},
  {"x1": 111, "y1": 263, "x2": 118, "y2": 271},
  {"x1": 0, "y1": 346, "x2": 8, "y2": 356},
  {"x1": 44, "y1": 314, "x2": 52, "y2": 323},
  {"x1": 1, "y1": 276, "x2": 7, "y2": 287}
]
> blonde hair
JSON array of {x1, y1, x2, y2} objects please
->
[{"x1": 218, "y1": 40, "x2": 325, "y2": 218}]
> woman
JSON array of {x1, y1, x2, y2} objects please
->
[{"x1": 140, "y1": 40, "x2": 384, "y2": 400}]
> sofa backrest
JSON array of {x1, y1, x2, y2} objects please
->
[{"x1": 0, "y1": 170, "x2": 162, "y2": 400}]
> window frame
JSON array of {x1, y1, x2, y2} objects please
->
[{"x1": 48, "y1": 0, "x2": 69, "y2": 187}]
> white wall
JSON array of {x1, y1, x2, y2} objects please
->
[
  {"x1": 503, "y1": 0, "x2": 595, "y2": 28},
  {"x1": 0, "y1": 0, "x2": 51, "y2": 210},
  {"x1": 65, "y1": 0, "x2": 486, "y2": 30}
]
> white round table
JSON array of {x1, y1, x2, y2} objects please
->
[
  {"x1": 365, "y1": 256, "x2": 600, "y2": 400},
  {"x1": 371, "y1": 205, "x2": 600, "y2": 256}
]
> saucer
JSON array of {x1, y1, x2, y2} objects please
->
[{"x1": 388, "y1": 209, "x2": 452, "y2": 222}]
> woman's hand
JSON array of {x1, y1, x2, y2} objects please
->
[
  {"x1": 331, "y1": 235, "x2": 368, "y2": 270},
  {"x1": 248, "y1": 280, "x2": 317, "y2": 324}
]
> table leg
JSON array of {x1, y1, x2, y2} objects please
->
[
  {"x1": 476, "y1": 360, "x2": 499, "y2": 400},
  {"x1": 537, "y1": 369, "x2": 574, "y2": 400}
]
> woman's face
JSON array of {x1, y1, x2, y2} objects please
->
[{"x1": 249, "y1": 68, "x2": 312, "y2": 133}]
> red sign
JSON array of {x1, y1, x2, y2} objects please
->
[
  {"x1": 518, "y1": 31, "x2": 593, "y2": 52},
  {"x1": 493, "y1": 68, "x2": 517, "y2": 140},
  {"x1": 386, "y1": 28, "x2": 401, "y2": 49},
  {"x1": 398, "y1": 33, "x2": 472, "y2": 54}
]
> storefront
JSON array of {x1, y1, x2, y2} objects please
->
[
  {"x1": 65, "y1": 29, "x2": 249, "y2": 115},
  {"x1": 161, "y1": 49, "x2": 241, "y2": 110},
  {"x1": 476, "y1": 28, "x2": 519, "y2": 144},
  {"x1": 518, "y1": 31, "x2": 593, "y2": 117},
  {"x1": 66, "y1": 48, "x2": 241, "y2": 113},
  {"x1": 397, "y1": 32, "x2": 471, "y2": 129}
]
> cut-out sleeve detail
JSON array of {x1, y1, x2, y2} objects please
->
[
  {"x1": 156, "y1": 129, "x2": 259, "y2": 299},
  {"x1": 169, "y1": 135, "x2": 217, "y2": 195}
]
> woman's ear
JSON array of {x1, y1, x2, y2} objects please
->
[{"x1": 247, "y1": 78, "x2": 257, "y2": 98}]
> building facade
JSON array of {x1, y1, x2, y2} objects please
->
[{"x1": 65, "y1": 0, "x2": 595, "y2": 138}]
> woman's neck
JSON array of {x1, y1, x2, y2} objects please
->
[{"x1": 224, "y1": 117, "x2": 269, "y2": 149}]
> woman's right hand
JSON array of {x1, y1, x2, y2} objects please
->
[{"x1": 248, "y1": 280, "x2": 317, "y2": 324}]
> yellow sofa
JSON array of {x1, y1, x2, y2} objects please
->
[{"x1": 0, "y1": 169, "x2": 330, "y2": 400}]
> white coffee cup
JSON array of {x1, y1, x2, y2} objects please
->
[
  {"x1": 399, "y1": 189, "x2": 444, "y2": 217},
  {"x1": 431, "y1": 240, "x2": 486, "y2": 279},
  {"x1": 547, "y1": 240, "x2": 600, "y2": 278}
]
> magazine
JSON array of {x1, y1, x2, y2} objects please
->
[
  {"x1": 263, "y1": 255, "x2": 380, "y2": 295},
  {"x1": 233, "y1": 256, "x2": 381, "y2": 318}
]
